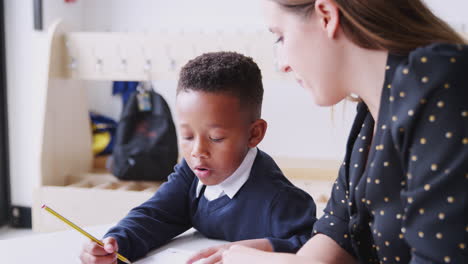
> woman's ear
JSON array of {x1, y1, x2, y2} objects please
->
[
  {"x1": 315, "y1": 0, "x2": 340, "y2": 39},
  {"x1": 248, "y1": 119, "x2": 268, "y2": 148}
]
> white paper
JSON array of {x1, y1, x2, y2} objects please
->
[{"x1": 135, "y1": 248, "x2": 205, "y2": 264}]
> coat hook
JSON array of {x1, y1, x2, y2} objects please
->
[
  {"x1": 65, "y1": 40, "x2": 78, "y2": 70},
  {"x1": 69, "y1": 57, "x2": 78, "y2": 70},
  {"x1": 120, "y1": 58, "x2": 127, "y2": 72},
  {"x1": 95, "y1": 58, "x2": 103, "y2": 72},
  {"x1": 144, "y1": 59, "x2": 152, "y2": 72}
]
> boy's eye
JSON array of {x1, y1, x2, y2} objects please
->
[
  {"x1": 209, "y1": 137, "x2": 225, "y2": 142},
  {"x1": 182, "y1": 136, "x2": 193, "y2": 141}
]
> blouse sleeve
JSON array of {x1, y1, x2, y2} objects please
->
[
  {"x1": 313, "y1": 164, "x2": 355, "y2": 257},
  {"x1": 389, "y1": 44, "x2": 468, "y2": 264}
]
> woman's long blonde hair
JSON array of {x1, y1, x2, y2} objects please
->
[{"x1": 273, "y1": 0, "x2": 466, "y2": 55}]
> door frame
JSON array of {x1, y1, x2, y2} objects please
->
[{"x1": 0, "y1": 0, "x2": 11, "y2": 226}]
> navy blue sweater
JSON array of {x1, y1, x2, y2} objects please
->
[{"x1": 104, "y1": 150, "x2": 317, "y2": 262}]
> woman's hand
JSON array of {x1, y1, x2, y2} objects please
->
[
  {"x1": 222, "y1": 245, "x2": 310, "y2": 264},
  {"x1": 187, "y1": 239, "x2": 273, "y2": 264},
  {"x1": 222, "y1": 245, "x2": 268, "y2": 264},
  {"x1": 186, "y1": 244, "x2": 230, "y2": 264}
]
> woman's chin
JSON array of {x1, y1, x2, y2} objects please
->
[
  {"x1": 309, "y1": 91, "x2": 344, "y2": 107},
  {"x1": 310, "y1": 93, "x2": 332, "y2": 107}
]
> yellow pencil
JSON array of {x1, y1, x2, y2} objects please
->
[{"x1": 41, "y1": 204, "x2": 132, "y2": 264}]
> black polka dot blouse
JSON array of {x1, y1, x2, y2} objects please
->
[{"x1": 313, "y1": 43, "x2": 468, "y2": 263}]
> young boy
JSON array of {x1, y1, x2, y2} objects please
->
[{"x1": 80, "y1": 52, "x2": 317, "y2": 264}]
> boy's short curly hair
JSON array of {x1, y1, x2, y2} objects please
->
[{"x1": 177, "y1": 51, "x2": 263, "y2": 119}]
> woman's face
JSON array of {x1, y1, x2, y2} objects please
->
[{"x1": 263, "y1": 0, "x2": 347, "y2": 106}]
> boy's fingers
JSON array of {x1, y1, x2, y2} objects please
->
[
  {"x1": 83, "y1": 241, "x2": 108, "y2": 256},
  {"x1": 102, "y1": 237, "x2": 119, "y2": 253},
  {"x1": 80, "y1": 251, "x2": 117, "y2": 264},
  {"x1": 186, "y1": 247, "x2": 217, "y2": 263}
]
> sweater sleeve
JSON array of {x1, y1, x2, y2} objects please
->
[
  {"x1": 266, "y1": 186, "x2": 317, "y2": 253},
  {"x1": 389, "y1": 44, "x2": 468, "y2": 264},
  {"x1": 103, "y1": 160, "x2": 194, "y2": 262}
]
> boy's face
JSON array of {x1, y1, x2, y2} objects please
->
[{"x1": 176, "y1": 90, "x2": 254, "y2": 186}]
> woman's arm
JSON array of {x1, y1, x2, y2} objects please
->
[
  {"x1": 222, "y1": 245, "x2": 314, "y2": 264},
  {"x1": 222, "y1": 234, "x2": 357, "y2": 264},
  {"x1": 297, "y1": 234, "x2": 357, "y2": 263}
]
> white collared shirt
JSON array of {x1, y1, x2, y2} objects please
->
[{"x1": 195, "y1": 147, "x2": 258, "y2": 201}]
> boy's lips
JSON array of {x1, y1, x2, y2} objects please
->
[{"x1": 194, "y1": 165, "x2": 212, "y2": 179}]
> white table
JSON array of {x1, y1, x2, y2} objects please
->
[{"x1": 0, "y1": 225, "x2": 226, "y2": 264}]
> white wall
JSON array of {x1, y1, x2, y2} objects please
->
[
  {"x1": 81, "y1": 0, "x2": 264, "y2": 32},
  {"x1": 5, "y1": 0, "x2": 84, "y2": 207},
  {"x1": 424, "y1": 0, "x2": 468, "y2": 30},
  {"x1": 81, "y1": 0, "x2": 468, "y2": 159},
  {"x1": 6, "y1": 0, "x2": 468, "y2": 207},
  {"x1": 81, "y1": 0, "x2": 356, "y2": 161}
]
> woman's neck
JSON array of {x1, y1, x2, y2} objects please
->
[{"x1": 344, "y1": 46, "x2": 389, "y2": 121}]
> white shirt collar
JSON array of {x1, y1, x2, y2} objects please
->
[{"x1": 196, "y1": 147, "x2": 258, "y2": 200}]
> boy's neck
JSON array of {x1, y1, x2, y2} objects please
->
[{"x1": 197, "y1": 147, "x2": 258, "y2": 200}]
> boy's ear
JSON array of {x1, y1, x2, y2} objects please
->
[{"x1": 248, "y1": 119, "x2": 267, "y2": 148}]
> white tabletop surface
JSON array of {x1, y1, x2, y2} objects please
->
[{"x1": 0, "y1": 225, "x2": 227, "y2": 264}]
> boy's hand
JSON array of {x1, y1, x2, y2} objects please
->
[
  {"x1": 79, "y1": 237, "x2": 119, "y2": 264},
  {"x1": 186, "y1": 239, "x2": 273, "y2": 264}
]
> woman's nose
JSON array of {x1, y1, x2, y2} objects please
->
[
  {"x1": 276, "y1": 50, "x2": 292, "y2": 73},
  {"x1": 279, "y1": 63, "x2": 292, "y2": 73}
]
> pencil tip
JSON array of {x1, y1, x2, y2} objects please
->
[{"x1": 41, "y1": 204, "x2": 46, "y2": 209}]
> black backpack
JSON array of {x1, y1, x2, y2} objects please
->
[{"x1": 111, "y1": 86, "x2": 178, "y2": 181}]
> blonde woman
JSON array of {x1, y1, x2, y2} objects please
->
[{"x1": 222, "y1": 0, "x2": 467, "y2": 263}]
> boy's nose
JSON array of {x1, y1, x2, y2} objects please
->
[{"x1": 191, "y1": 140, "x2": 209, "y2": 158}]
